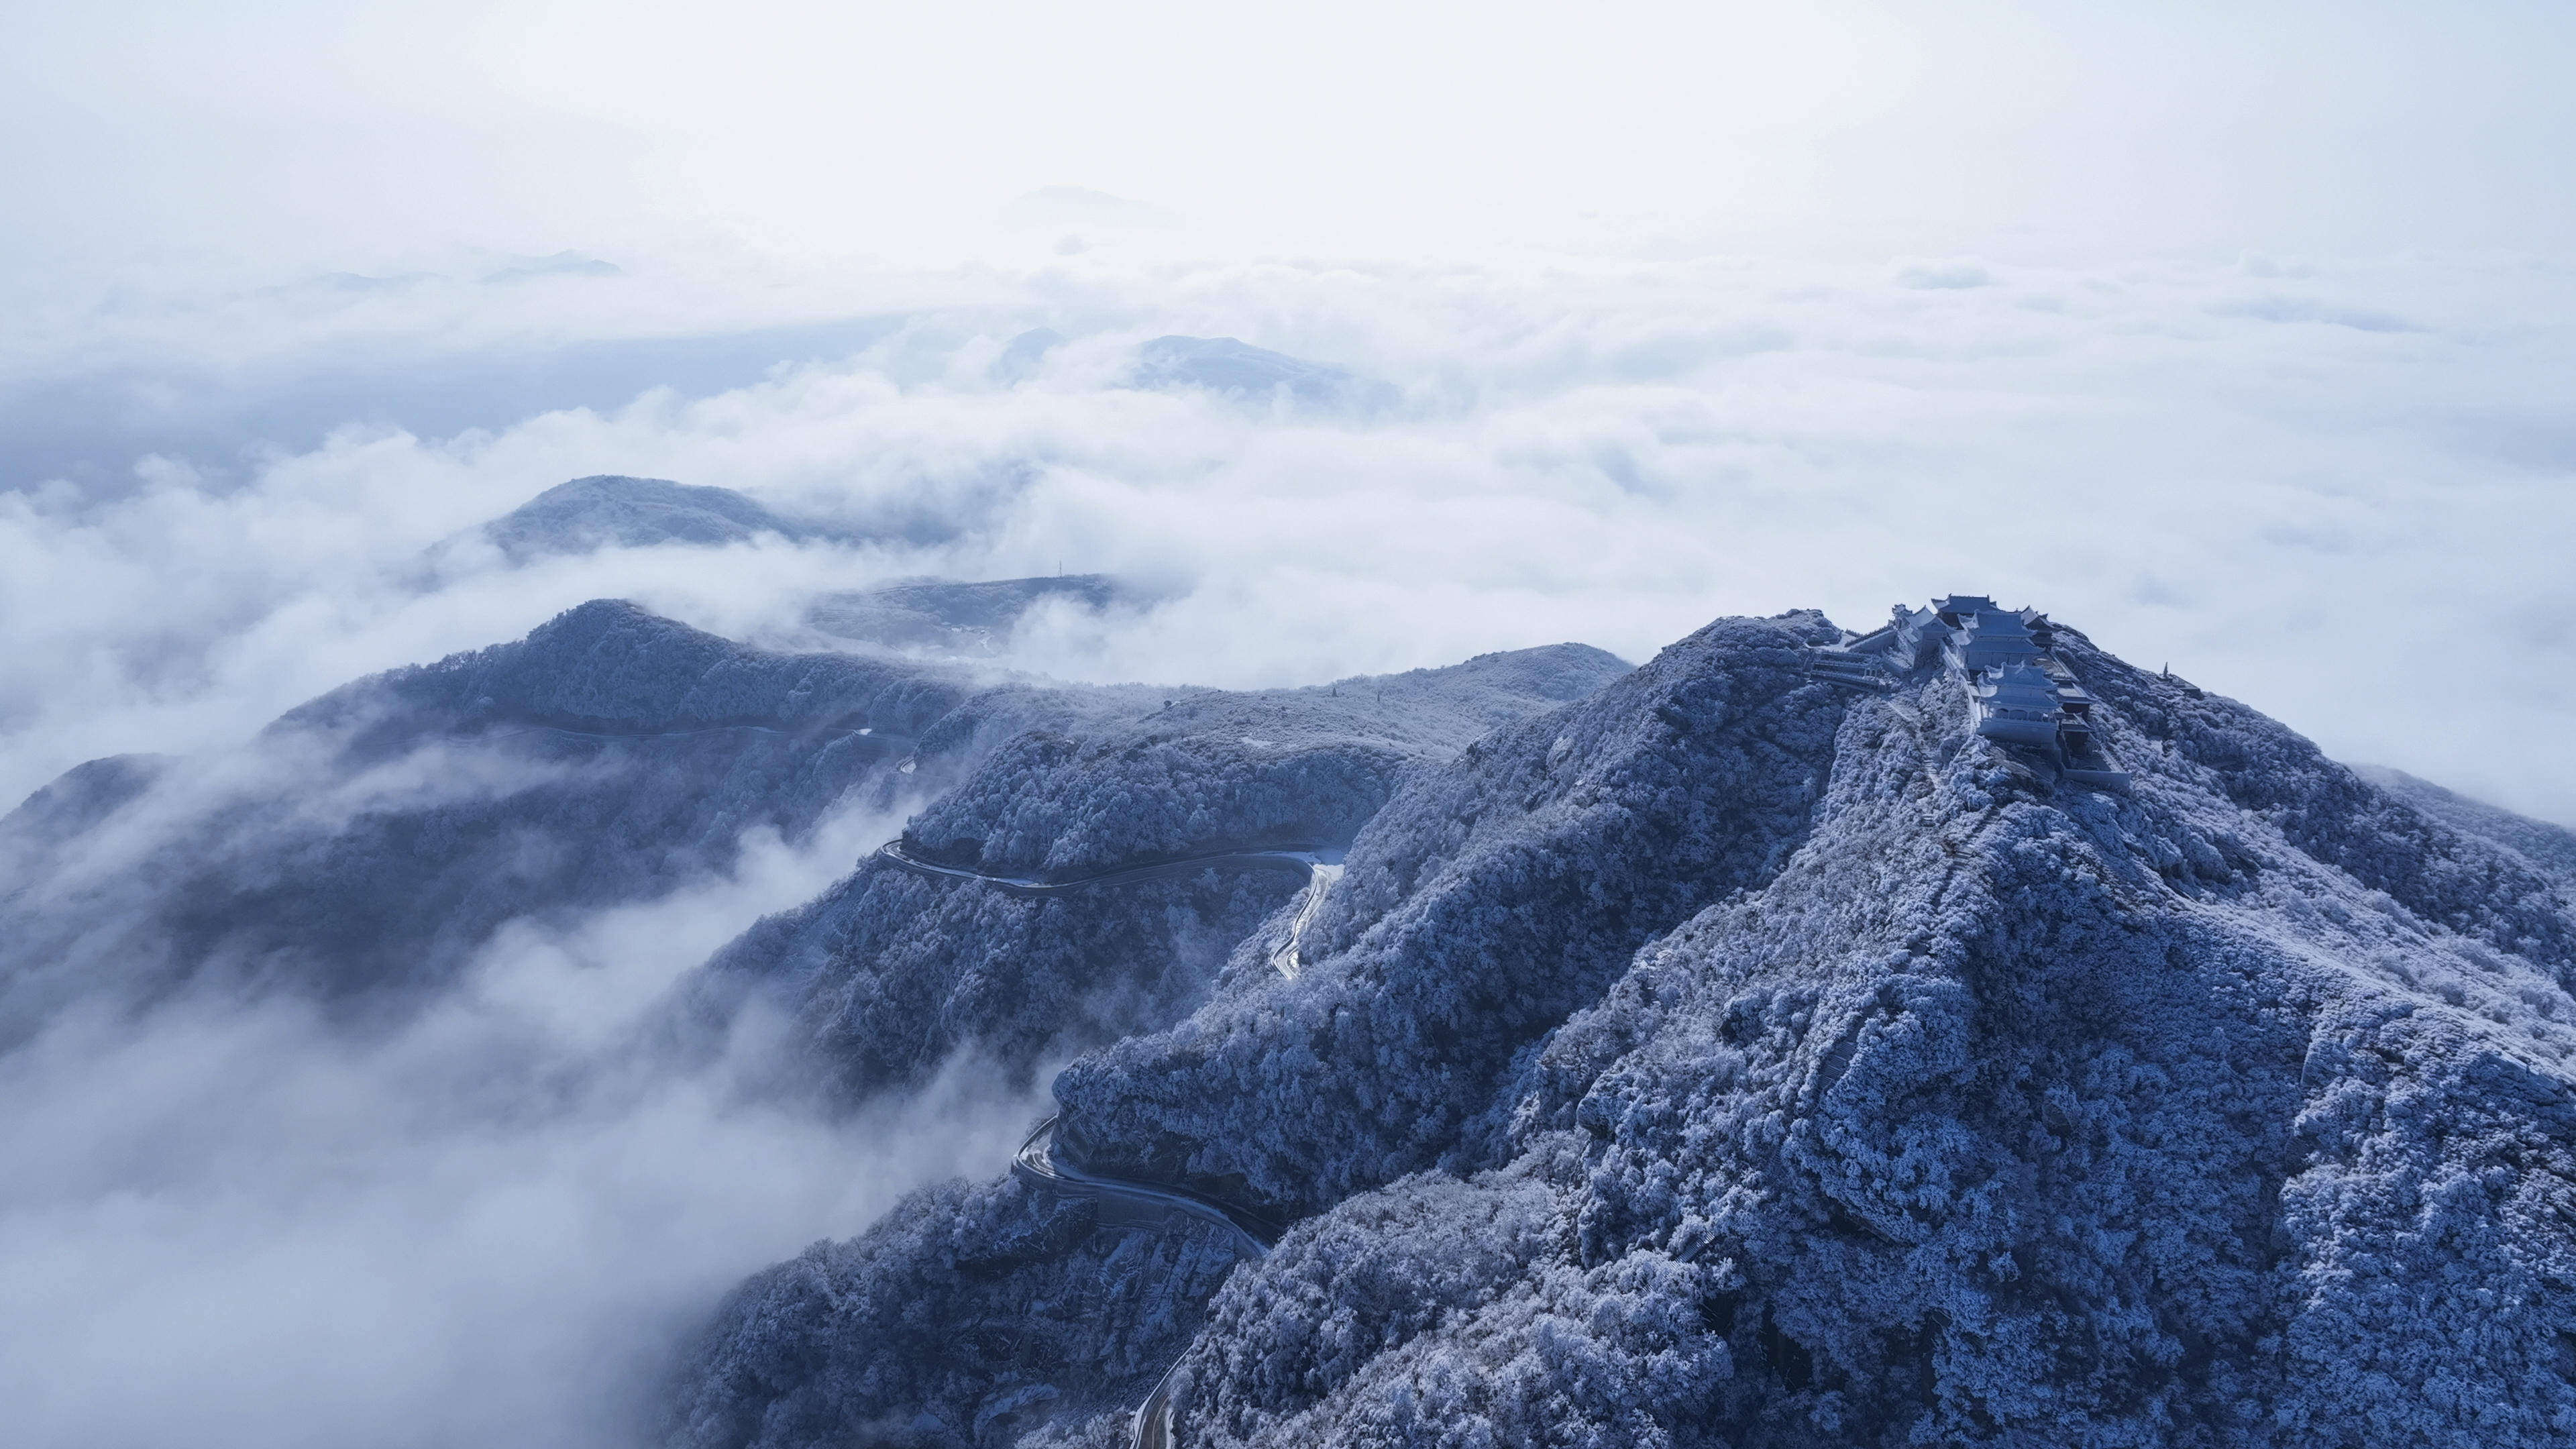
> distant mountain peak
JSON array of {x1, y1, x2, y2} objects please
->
[{"x1": 480, "y1": 474, "x2": 822, "y2": 561}]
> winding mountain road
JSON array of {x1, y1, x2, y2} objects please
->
[
  {"x1": 1269, "y1": 862, "x2": 1345, "y2": 979},
  {"x1": 1012, "y1": 1117, "x2": 1279, "y2": 1449},
  {"x1": 467, "y1": 720, "x2": 918, "y2": 754},
  {"x1": 1012, "y1": 1116, "x2": 1276, "y2": 1263},
  {"x1": 925, "y1": 843, "x2": 1338, "y2": 1445},
  {"x1": 876, "y1": 840, "x2": 1339, "y2": 898}
]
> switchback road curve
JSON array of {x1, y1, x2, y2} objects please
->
[{"x1": 1011, "y1": 1117, "x2": 1279, "y2": 1449}]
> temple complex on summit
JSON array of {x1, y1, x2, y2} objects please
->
[{"x1": 1815, "y1": 594, "x2": 2131, "y2": 791}]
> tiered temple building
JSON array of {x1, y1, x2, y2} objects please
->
[{"x1": 1825, "y1": 594, "x2": 2129, "y2": 790}]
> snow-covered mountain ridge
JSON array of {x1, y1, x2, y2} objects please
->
[
  {"x1": 9, "y1": 590, "x2": 2572, "y2": 1446},
  {"x1": 0, "y1": 596, "x2": 1620, "y2": 1068},
  {"x1": 673, "y1": 606, "x2": 2576, "y2": 1449}
]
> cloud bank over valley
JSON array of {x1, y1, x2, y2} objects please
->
[
  {"x1": 4, "y1": 250, "x2": 2570, "y2": 825},
  {"x1": 0, "y1": 796, "x2": 1053, "y2": 1449}
]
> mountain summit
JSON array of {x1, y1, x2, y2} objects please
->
[{"x1": 672, "y1": 601, "x2": 2576, "y2": 1449}]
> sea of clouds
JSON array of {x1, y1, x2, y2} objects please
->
[
  {"x1": 0, "y1": 793, "x2": 1059, "y2": 1449},
  {"x1": 5, "y1": 248, "x2": 2571, "y2": 822},
  {"x1": 5, "y1": 5, "x2": 2575, "y2": 1442}
]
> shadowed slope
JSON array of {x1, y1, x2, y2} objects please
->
[{"x1": 1051, "y1": 612, "x2": 1849, "y2": 1218}]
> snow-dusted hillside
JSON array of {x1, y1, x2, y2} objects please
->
[
  {"x1": 0, "y1": 591, "x2": 1628, "y2": 1449},
  {"x1": 2355, "y1": 763, "x2": 2576, "y2": 894},
  {"x1": 0, "y1": 600, "x2": 1122, "y2": 1027},
  {"x1": 13, "y1": 591, "x2": 2571, "y2": 1447},
  {"x1": 481, "y1": 475, "x2": 833, "y2": 559},
  {"x1": 672, "y1": 608, "x2": 2576, "y2": 1448},
  {"x1": 0, "y1": 596, "x2": 1621, "y2": 1090},
  {"x1": 674, "y1": 641, "x2": 1631, "y2": 1104}
]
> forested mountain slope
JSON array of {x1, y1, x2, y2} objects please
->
[
  {"x1": 672, "y1": 608, "x2": 2576, "y2": 1449},
  {"x1": 2354, "y1": 763, "x2": 2576, "y2": 894},
  {"x1": 674, "y1": 641, "x2": 1631, "y2": 1104},
  {"x1": 0, "y1": 600, "x2": 1137, "y2": 1028}
]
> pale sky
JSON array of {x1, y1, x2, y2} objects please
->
[
  {"x1": 11, "y1": 2, "x2": 2575, "y2": 276},
  {"x1": 3, "y1": 1, "x2": 2573, "y2": 822}
]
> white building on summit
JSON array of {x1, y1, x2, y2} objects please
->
[{"x1": 1822, "y1": 595, "x2": 2130, "y2": 790}]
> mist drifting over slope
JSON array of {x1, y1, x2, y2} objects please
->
[{"x1": 0, "y1": 796, "x2": 1057, "y2": 1449}]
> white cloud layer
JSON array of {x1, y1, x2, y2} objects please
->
[
  {"x1": 9, "y1": 1, "x2": 2575, "y2": 279},
  {"x1": 0, "y1": 802, "x2": 1050, "y2": 1449},
  {"x1": 3, "y1": 249, "x2": 2571, "y2": 825}
]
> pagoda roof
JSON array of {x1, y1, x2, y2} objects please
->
[{"x1": 1976, "y1": 663, "x2": 2063, "y2": 708}]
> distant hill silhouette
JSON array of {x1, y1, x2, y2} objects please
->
[{"x1": 482, "y1": 475, "x2": 833, "y2": 560}]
